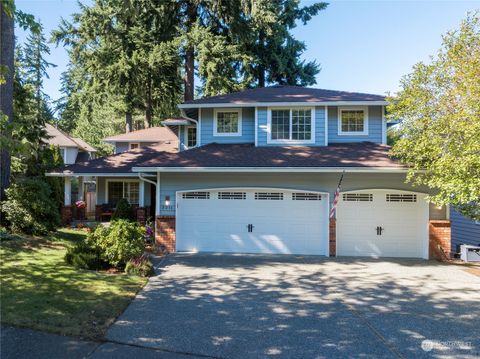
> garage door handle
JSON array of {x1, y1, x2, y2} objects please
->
[
  {"x1": 376, "y1": 226, "x2": 384, "y2": 235},
  {"x1": 247, "y1": 224, "x2": 254, "y2": 232}
]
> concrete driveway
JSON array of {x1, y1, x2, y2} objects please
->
[{"x1": 107, "y1": 254, "x2": 480, "y2": 359}]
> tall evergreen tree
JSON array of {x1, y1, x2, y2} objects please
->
[
  {"x1": 0, "y1": 1, "x2": 15, "y2": 201},
  {"x1": 23, "y1": 22, "x2": 55, "y2": 121}
]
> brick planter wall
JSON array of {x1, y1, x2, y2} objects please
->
[
  {"x1": 429, "y1": 220, "x2": 451, "y2": 261},
  {"x1": 156, "y1": 216, "x2": 176, "y2": 253},
  {"x1": 329, "y1": 218, "x2": 336, "y2": 257},
  {"x1": 61, "y1": 205, "x2": 73, "y2": 225}
]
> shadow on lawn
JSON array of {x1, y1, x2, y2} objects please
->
[
  {"x1": 0, "y1": 230, "x2": 143, "y2": 340},
  {"x1": 108, "y1": 254, "x2": 480, "y2": 359},
  {"x1": 0, "y1": 229, "x2": 85, "y2": 252}
]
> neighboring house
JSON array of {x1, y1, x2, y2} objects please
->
[
  {"x1": 44, "y1": 123, "x2": 97, "y2": 164},
  {"x1": 48, "y1": 85, "x2": 451, "y2": 259},
  {"x1": 103, "y1": 126, "x2": 178, "y2": 154},
  {"x1": 450, "y1": 208, "x2": 480, "y2": 255}
]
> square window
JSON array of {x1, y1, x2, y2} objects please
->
[
  {"x1": 340, "y1": 109, "x2": 366, "y2": 134},
  {"x1": 215, "y1": 111, "x2": 241, "y2": 135}
]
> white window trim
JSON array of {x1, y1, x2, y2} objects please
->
[
  {"x1": 337, "y1": 106, "x2": 369, "y2": 136},
  {"x1": 213, "y1": 108, "x2": 242, "y2": 136},
  {"x1": 184, "y1": 125, "x2": 197, "y2": 149},
  {"x1": 105, "y1": 179, "x2": 140, "y2": 205},
  {"x1": 129, "y1": 142, "x2": 140, "y2": 150},
  {"x1": 266, "y1": 107, "x2": 316, "y2": 144}
]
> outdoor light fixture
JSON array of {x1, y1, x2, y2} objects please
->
[{"x1": 165, "y1": 195, "x2": 171, "y2": 206}]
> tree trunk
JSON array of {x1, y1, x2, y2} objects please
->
[
  {"x1": 0, "y1": 3, "x2": 14, "y2": 202},
  {"x1": 125, "y1": 112, "x2": 133, "y2": 133},
  {"x1": 258, "y1": 66, "x2": 265, "y2": 88},
  {"x1": 144, "y1": 75, "x2": 152, "y2": 128},
  {"x1": 183, "y1": 2, "x2": 197, "y2": 102}
]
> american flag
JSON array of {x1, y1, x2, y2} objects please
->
[{"x1": 329, "y1": 171, "x2": 345, "y2": 219}]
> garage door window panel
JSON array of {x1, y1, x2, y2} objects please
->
[{"x1": 182, "y1": 192, "x2": 210, "y2": 199}]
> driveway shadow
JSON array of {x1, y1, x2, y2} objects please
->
[{"x1": 108, "y1": 254, "x2": 480, "y2": 359}]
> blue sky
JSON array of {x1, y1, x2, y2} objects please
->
[{"x1": 16, "y1": 0, "x2": 479, "y2": 103}]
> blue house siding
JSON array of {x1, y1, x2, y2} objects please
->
[
  {"x1": 451, "y1": 209, "x2": 480, "y2": 251},
  {"x1": 328, "y1": 106, "x2": 383, "y2": 144},
  {"x1": 256, "y1": 106, "x2": 326, "y2": 146},
  {"x1": 199, "y1": 107, "x2": 255, "y2": 145}
]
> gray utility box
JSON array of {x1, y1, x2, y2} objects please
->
[{"x1": 460, "y1": 245, "x2": 480, "y2": 262}]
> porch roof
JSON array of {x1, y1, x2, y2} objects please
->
[{"x1": 46, "y1": 142, "x2": 406, "y2": 176}]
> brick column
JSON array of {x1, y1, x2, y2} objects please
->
[
  {"x1": 61, "y1": 205, "x2": 73, "y2": 225},
  {"x1": 329, "y1": 218, "x2": 336, "y2": 257},
  {"x1": 156, "y1": 216, "x2": 176, "y2": 252},
  {"x1": 136, "y1": 207, "x2": 146, "y2": 224},
  {"x1": 95, "y1": 205, "x2": 103, "y2": 221},
  {"x1": 429, "y1": 220, "x2": 451, "y2": 261}
]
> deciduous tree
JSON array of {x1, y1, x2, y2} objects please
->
[{"x1": 387, "y1": 13, "x2": 480, "y2": 220}]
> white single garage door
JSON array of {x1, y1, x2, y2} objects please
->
[
  {"x1": 336, "y1": 189, "x2": 429, "y2": 258},
  {"x1": 176, "y1": 189, "x2": 328, "y2": 255}
]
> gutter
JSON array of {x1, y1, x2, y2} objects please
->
[
  {"x1": 131, "y1": 166, "x2": 410, "y2": 173},
  {"x1": 178, "y1": 100, "x2": 389, "y2": 109}
]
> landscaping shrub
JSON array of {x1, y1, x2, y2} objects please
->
[
  {"x1": 1, "y1": 178, "x2": 60, "y2": 235},
  {"x1": 64, "y1": 240, "x2": 108, "y2": 270},
  {"x1": 111, "y1": 198, "x2": 134, "y2": 221},
  {"x1": 89, "y1": 220, "x2": 144, "y2": 268},
  {"x1": 125, "y1": 254, "x2": 153, "y2": 277}
]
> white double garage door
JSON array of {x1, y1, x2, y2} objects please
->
[{"x1": 176, "y1": 188, "x2": 429, "y2": 258}]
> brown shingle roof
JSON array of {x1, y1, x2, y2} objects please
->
[
  {"x1": 53, "y1": 143, "x2": 403, "y2": 175},
  {"x1": 44, "y1": 123, "x2": 97, "y2": 152},
  {"x1": 103, "y1": 126, "x2": 178, "y2": 143},
  {"x1": 181, "y1": 85, "x2": 386, "y2": 106}
]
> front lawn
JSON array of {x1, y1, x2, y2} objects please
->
[{"x1": 0, "y1": 228, "x2": 147, "y2": 339}]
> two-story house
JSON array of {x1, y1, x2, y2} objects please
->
[{"x1": 48, "y1": 86, "x2": 451, "y2": 259}]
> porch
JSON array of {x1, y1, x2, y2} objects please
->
[{"x1": 61, "y1": 173, "x2": 170, "y2": 225}]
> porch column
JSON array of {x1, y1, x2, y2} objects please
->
[
  {"x1": 78, "y1": 176, "x2": 84, "y2": 201},
  {"x1": 156, "y1": 172, "x2": 161, "y2": 216},
  {"x1": 139, "y1": 180, "x2": 145, "y2": 207},
  {"x1": 64, "y1": 177, "x2": 72, "y2": 205}
]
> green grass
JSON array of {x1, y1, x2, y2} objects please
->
[{"x1": 0, "y1": 228, "x2": 147, "y2": 339}]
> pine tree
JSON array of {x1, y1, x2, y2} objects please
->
[{"x1": 22, "y1": 21, "x2": 56, "y2": 127}]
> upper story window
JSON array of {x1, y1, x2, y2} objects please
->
[
  {"x1": 268, "y1": 107, "x2": 314, "y2": 144},
  {"x1": 214, "y1": 109, "x2": 242, "y2": 136},
  {"x1": 338, "y1": 107, "x2": 368, "y2": 135},
  {"x1": 186, "y1": 126, "x2": 197, "y2": 148}
]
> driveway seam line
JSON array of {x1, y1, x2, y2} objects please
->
[
  {"x1": 345, "y1": 306, "x2": 407, "y2": 359},
  {"x1": 104, "y1": 338, "x2": 226, "y2": 359},
  {"x1": 85, "y1": 342, "x2": 104, "y2": 358}
]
